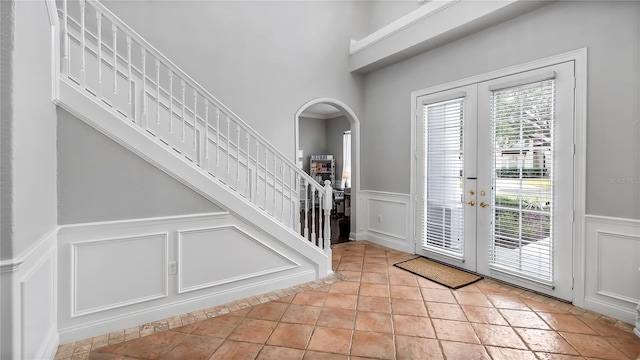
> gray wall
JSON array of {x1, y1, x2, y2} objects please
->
[
  {"x1": 299, "y1": 115, "x2": 350, "y2": 187},
  {"x1": 299, "y1": 117, "x2": 328, "y2": 173},
  {"x1": 0, "y1": 0, "x2": 13, "y2": 261},
  {"x1": 57, "y1": 110, "x2": 221, "y2": 225},
  {"x1": 362, "y1": 1, "x2": 640, "y2": 219},
  {"x1": 101, "y1": 0, "x2": 368, "y2": 160},
  {"x1": 326, "y1": 116, "x2": 351, "y2": 187},
  {"x1": 3, "y1": 1, "x2": 58, "y2": 259},
  {"x1": 366, "y1": 1, "x2": 423, "y2": 34}
]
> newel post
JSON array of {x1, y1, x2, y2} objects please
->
[{"x1": 323, "y1": 180, "x2": 333, "y2": 274}]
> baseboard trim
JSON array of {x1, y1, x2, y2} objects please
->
[
  {"x1": 34, "y1": 328, "x2": 59, "y2": 360},
  {"x1": 361, "y1": 232, "x2": 413, "y2": 254},
  {"x1": 584, "y1": 296, "x2": 636, "y2": 325}
]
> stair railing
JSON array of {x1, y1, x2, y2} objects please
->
[{"x1": 54, "y1": 0, "x2": 333, "y2": 252}]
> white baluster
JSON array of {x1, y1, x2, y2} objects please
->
[
  {"x1": 311, "y1": 187, "x2": 316, "y2": 244},
  {"x1": 256, "y1": 142, "x2": 261, "y2": 206},
  {"x1": 112, "y1": 24, "x2": 117, "y2": 95},
  {"x1": 281, "y1": 164, "x2": 285, "y2": 222},
  {"x1": 215, "y1": 108, "x2": 220, "y2": 168},
  {"x1": 181, "y1": 80, "x2": 186, "y2": 141},
  {"x1": 303, "y1": 180, "x2": 309, "y2": 239},
  {"x1": 255, "y1": 141, "x2": 260, "y2": 204},
  {"x1": 264, "y1": 150, "x2": 268, "y2": 210},
  {"x1": 246, "y1": 133, "x2": 251, "y2": 197},
  {"x1": 193, "y1": 90, "x2": 198, "y2": 151},
  {"x1": 168, "y1": 71, "x2": 173, "y2": 133},
  {"x1": 204, "y1": 101, "x2": 209, "y2": 161},
  {"x1": 323, "y1": 180, "x2": 333, "y2": 250},
  {"x1": 226, "y1": 116, "x2": 231, "y2": 175},
  {"x1": 273, "y1": 156, "x2": 277, "y2": 216},
  {"x1": 236, "y1": 127, "x2": 241, "y2": 182},
  {"x1": 318, "y1": 191, "x2": 324, "y2": 248},
  {"x1": 155, "y1": 60, "x2": 161, "y2": 125},
  {"x1": 95, "y1": 11, "x2": 102, "y2": 98},
  {"x1": 126, "y1": 36, "x2": 133, "y2": 119},
  {"x1": 290, "y1": 168, "x2": 294, "y2": 227},
  {"x1": 202, "y1": 101, "x2": 208, "y2": 171},
  {"x1": 79, "y1": 0, "x2": 86, "y2": 86},
  {"x1": 63, "y1": 0, "x2": 69, "y2": 75},
  {"x1": 141, "y1": 49, "x2": 147, "y2": 127}
]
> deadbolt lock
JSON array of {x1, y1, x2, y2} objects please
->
[{"x1": 469, "y1": 190, "x2": 475, "y2": 195}]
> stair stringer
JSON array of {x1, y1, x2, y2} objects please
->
[{"x1": 56, "y1": 79, "x2": 332, "y2": 278}]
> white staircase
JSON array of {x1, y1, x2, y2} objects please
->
[{"x1": 53, "y1": 0, "x2": 334, "y2": 342}]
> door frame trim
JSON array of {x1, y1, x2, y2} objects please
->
[
  {"x1": 294, "y1": 98, "x2": 362, "y2": 241},
  {"x1": 410, "y1": 48, "x2": 587, "y2": 306}
]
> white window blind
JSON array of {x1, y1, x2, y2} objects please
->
[
  {"x1": 490, "y1": 79, "x2": 555, "y2": 284},
  {"x1": 422, "y1": 98, "x2": 465, "y2": 256}
]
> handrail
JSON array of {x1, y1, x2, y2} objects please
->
[
  {"x1": 84, "y1": 0, "x2": 323, "y2": 193},
  {"x1": 54, "y1": 0, "x2": 333, "y2": 251}
]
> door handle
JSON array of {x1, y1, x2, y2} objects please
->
[
  {"x1": 466, "y1": 200, "x2": 475, "y2": 206},
  {"x1": 479, "y1": 202, "x2": 489, "y2": 208}
]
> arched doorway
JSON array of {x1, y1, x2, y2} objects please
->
[{"x1": 294, "y1": 98, "x2": 360, "y2": 242}]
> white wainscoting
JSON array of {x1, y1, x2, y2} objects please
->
[
  {"x1": 358, "y1": 191, "x2": 413, "y2": 253},
  {"x1": 177, "y1": 226, "x2": 299, "y2": 294},
  {"x1": 58, "y1": 212, "x2": 319, "y2": 343},
  {"x1": 72, "y1": 233, "x2": 169, "y2": 317},
  {"x1": 584, "y1": 215, "x2": 640, "y2": 324},
  {"x1": 0, "y1": 228, "x2": 59, "y2": 360}
]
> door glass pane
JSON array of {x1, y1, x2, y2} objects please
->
[
  {"x1": 423, "y1": 99, "x2": 465, "y2": 256},
  {"x1": 490, "y1": 80, "x2": 554, "y2": 283}
]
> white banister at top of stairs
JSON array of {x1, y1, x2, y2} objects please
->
[{"x1": 53, "y1": 0, "x2": 333, "y2": 252}]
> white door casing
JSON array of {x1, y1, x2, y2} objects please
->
[
  {"x1": 415, "y1": 85, "x2": 478, "y2": 273},
  {"x1": 476, "y1": 61, "x2": 575, "y2": 301},
  {"x1": 414, "y1": 60, "x2": 577, "y2": 301}
]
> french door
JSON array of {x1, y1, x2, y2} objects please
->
[{"x1": 415, "y1": 62, "x2": 575, "y2": 300}]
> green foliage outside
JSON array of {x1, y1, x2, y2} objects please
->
[{"x1": 494, "y1": 194, "x2": 550, "y2": 247}]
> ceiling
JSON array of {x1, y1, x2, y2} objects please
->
[{"x1": 300, "y1": 103, "x2": 343, "y2": 120}]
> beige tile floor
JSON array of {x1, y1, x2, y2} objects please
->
[{"x1": 56, "y1": 240, "x2": 640, "y2": 360}]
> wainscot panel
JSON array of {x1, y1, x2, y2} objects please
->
[
  {"x1": 584, "y1": 215, "x2": 640, "y2": 324},
  {"x1": 57, "y1": 212, "x2": 317, "y2": 343},
  {"x1": 72, "y1": 233, "x2": 169, "y2": 316},
  {"x1": 178, "y1": 226, "x2": 299, "y2": 293},
  {"x1": 0, "y1": 228, "x2": 59, "y2": 360},
  {"x1": 358, "y1": 191, "x2": 413, "y2": 253}
]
